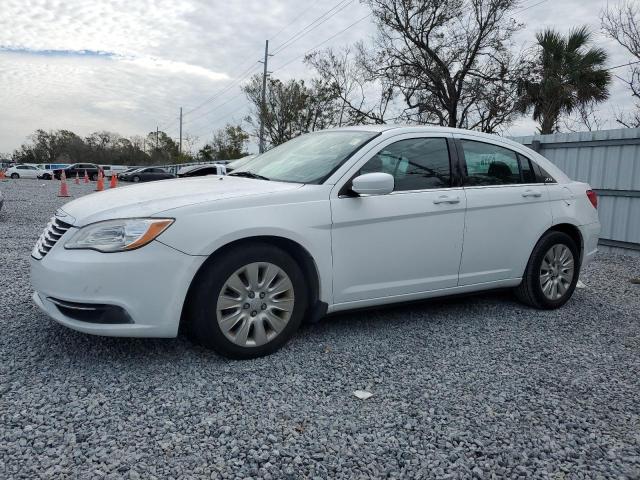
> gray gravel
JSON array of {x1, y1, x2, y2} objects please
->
[{"x1": 1, "y1": 178, "x2": 639, "y2": 479}]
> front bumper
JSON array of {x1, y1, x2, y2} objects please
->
[{"x1": 31, "y1": 238, "x2": 206, "y2": 337}]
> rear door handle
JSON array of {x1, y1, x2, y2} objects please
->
[
  {"x1": 522, "y1": 189, "x2": 542, "y2": 198},
  {"x1": 433, "y1": 195, "x2": 460, "y2": 204}
]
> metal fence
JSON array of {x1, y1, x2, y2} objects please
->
[{"x1": 511, "y1": 128, "x2": 640, "y2": 257}]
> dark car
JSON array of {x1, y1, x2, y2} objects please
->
[
  {"x1": 53, "y1": 163, "x2": 102, "y2": 180},
  {"x1": 119, "y1": 167, "x2": 175, "y2": 183},
  {"x1": 176, "y1": 164, "x2": 227, "y2": 178},
  {"x1": 116, "y1": 167, "x2": 141, "y2": 180}
]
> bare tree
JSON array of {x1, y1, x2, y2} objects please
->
[
  {"x1": 601, "y1": 1, "x2": 640, "y2": 127},
  {"x1": 562, "y1": 101, "x2": 606, "y2": 132},
  {"x1": 182, "y1": 134, "x2": 200, "y2": 158},
  {"x1": 243, "y1": 75, "x2": 340, "y2": 148},
  {"x1": 305, "y1": 44, "x2": 395, "y2": 125},
  {"x1": 361, "y1": 0, "x2": 524, "y2": 132}
]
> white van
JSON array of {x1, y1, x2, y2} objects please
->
[{"x1": 101, "y1": 165, "x2": 130, "y2": 177}]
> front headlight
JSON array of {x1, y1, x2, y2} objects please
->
[{"x1": 65, "y1": 218, "x2": 174, "y2": 252}]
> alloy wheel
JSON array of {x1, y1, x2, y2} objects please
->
[
  {"x1": 539, "y1": 244, "x2": 574, "y2": 300},
  {"x1": 216, "y1": 262, "x2": 295, "y2": 347}
]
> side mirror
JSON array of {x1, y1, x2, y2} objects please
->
[{"x1": 351, "y1": 172, "x2": 394, "y2": 196}]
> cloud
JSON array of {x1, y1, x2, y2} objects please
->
[{"x1": 0, "y1": 0, "x2": 636, "y2": 153}]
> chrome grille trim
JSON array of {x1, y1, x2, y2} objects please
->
[{"x1": 32, "y1": 216, "x2": 73, "y2": 260}]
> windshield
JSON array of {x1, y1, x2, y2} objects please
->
[{"x1": 231, "y1": 130, "x2": 378, "y2": 184}]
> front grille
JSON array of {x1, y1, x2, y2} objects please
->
[{"x1": 32, "y1": 216, "x2": 73, "y2": 259}]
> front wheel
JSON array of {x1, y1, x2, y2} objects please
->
[
  {"x1": 10, "y1": 173, "x2": 19, "y2": 179},
  {"x1": 132, "y1": 176, "x2": 141, "y2": 183},
  {"x1": 515, "y1": 231, "x2": 579, "y2": 309},
  {"x1": 186, "y1": 243, "x2": 308, "y2": 359}
]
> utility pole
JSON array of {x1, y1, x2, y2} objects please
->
[
  {"x1": 156, "y1": 126, "x2": 159, "y2": 150},
  {"x1": 258, "y1": 40, "x2": 271, "y2": 154},
  {"x1": 179, "y1": 107, "x2": 183, "y2": 155}
]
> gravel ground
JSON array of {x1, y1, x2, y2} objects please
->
[{"x1": 1, "y1": 178, "x2": 639, "y2": 479}]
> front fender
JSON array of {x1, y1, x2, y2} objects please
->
[{"x1": 157, "y1": 198, "x2": 334, "y2": 305}]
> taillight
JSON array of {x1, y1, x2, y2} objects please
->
[{"x1": 586, "y1": 189, "x2": 597, "y2": 209}]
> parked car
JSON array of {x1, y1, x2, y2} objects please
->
[
  {"x1": 30, "y1": 126, "x2": 600, "y2": 359},
  {"x1": 37, "y1": 163, "x2": 69, "y2": 171},
  {"x1": 177, "y1": 164, "x2": 227, "y2": 178},
  {"x1": 118, "y1": 167, "x2": 174, "y2": 183},
  {"x1": 5, "y1": 164, "x2": 45, "y2": 179},
  {"x1": 101, "y1": 165, "x2": 130, "y2": 178},
  {"x1": 116, "y1": 167, "x2": 141, "y2": 179},
  {"x1": 53, "y1": 163, "x2": 102, "y2": 181}
]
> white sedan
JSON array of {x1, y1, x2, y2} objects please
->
[
  {"x1": 30, "y1": 126, "x2": 600, "y2": 359},
  {"x1": 6, "y1": 164, "x2": 44, "y2": 179}
]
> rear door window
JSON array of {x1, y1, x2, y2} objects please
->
[{"x1": 460, "y1": 140, "x2": 521, "y2": 186}]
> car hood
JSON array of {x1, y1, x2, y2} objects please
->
[{"x1": 59, "y1": 176, "x2": 302, "y2": 226}]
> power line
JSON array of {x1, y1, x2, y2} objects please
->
[
  {"x1": 271, "y1": 0, "x2": 353, "y2": 56},
  {"x1": 189, "y1": 101, "x2": 251, "y2": 139},
  {"x1": 182, "y1": 60, "x2": 260, "y2": 117},
  {"x1": 270, "y1": 4, "x2": 317, "y2": 41},
  {"x1": 272, "y1": 12, "x2": 373, "y2": 73},
  {"x1": 514, "y1": 0, "x2": 549, "y2": 13},
  {"x1": 153, "y1": 2, "x2": 355, "y2": 139},
  {"x1": 183, "y1": 90, "x2": 248, "y2": 128}
]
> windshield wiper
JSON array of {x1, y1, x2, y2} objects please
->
[{"x1": 228, "y1": 171, "x2": 270, "y2": 181}]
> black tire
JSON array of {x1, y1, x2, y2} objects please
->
[
  {"x1": 90, "y1": 173, "x2": 98, "y2": 181},
  {"x1": 132, "y1": 176, "x2": 141, "y2": 183},
  {"x1": 10, "y1": 173, "x2": 19, "y2": 179},
  {"x1": 186, "y1": 243, "x2": 308, "y2": 359},
  {"x1": 515, "y1": 231, "x2": 580, "y2": 309}
]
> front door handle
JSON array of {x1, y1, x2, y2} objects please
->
[
  {"x1": 522, "y1": 189, "x2": 542, "y2": 198},
  {"x1": 433, "y1": 195, "x2": 460, "y2": 204}
]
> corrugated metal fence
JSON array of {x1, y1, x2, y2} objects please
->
[{"x1": 511, "y1": 128, "x2": 640, "y2": 257}]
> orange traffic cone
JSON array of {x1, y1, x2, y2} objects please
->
[
  {"x1": 109, "y1": 173, "x2": 117, "y2": 189},
  {"x1": 83, "y1": 170, "x2": 89, "y2": 183},
  {"x1": 95, "y1": 170, "x2": 104, "y2": 191},
  {"x1": 0, "y1": 170, "x2": 5, "y2": 180},
  {"x1": 58, "y1": 170, "x2": 71, "y2": 197},
  {"x1": 75, "y1": 172, "x2": 80, "y2": 185}
]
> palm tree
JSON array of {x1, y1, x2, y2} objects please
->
[{"x1": 518, "y1": 27, "x2": 611, "y2": 134}]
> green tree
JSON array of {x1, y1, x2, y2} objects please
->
[
  {"x1": 243, "y1": 75, "x2": 340, "y2": 148},
  {"x1": 145, "y1": 130, "x2": 180, "y2": 164},
  {"x1": 198, "y1": 144, "x2": 215, "y2": 162},
  {"x1": 209, "y1": 124, "x2": 249, "y2": 160},
  {"x1": 518, "y1": 27, "x2": 611, "y2": 134}
]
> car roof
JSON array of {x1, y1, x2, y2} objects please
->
[
  {"x1": 326, "y1": 124, "x2": 547, "y2": 157},
  {"x1": 327, "y1": 124, "x2": 499, "y2": 138}
]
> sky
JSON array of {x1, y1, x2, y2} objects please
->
[{"x1": 0, "y1": 0, "x2": 635, "y2": 156}]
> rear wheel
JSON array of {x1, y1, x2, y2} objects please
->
[
  {"x1": 186, "y1": 243, "x2": 308, "y2": 359},
  {"x1": 90, "y1": 173, "x2": 98, "y2": 181},
  {"x1": 10, "y1": 173, "x2": 19, "y2": 179},
  {"x1": 515, "y1": 231, "x2": 579, "y2": 309}
]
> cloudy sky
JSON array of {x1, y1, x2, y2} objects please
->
[{"x1": 0, "y1": 0, "x2": 635, "y2": 155}]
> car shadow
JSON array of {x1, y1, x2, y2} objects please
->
[{"x1": 34, "y1": 289, "x2": 521, "y2": 366}]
